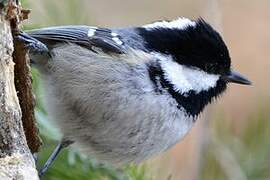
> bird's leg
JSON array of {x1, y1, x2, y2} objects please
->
[{"x1": 39, "y1": 140, "x2": 74, "y2": 178}]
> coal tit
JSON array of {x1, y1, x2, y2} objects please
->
[{"x1": 17, "y1": 17, "x2": 251, "y2": 175}]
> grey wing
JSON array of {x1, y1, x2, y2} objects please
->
[{"x1": 27, "y1": 25, "x2": 126, "y2": 54}]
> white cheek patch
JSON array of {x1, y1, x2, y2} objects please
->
[
  {"x1": 143, "y1": 17, "x2": 196, "y2": 30},
  {"x1": 160, "y1": 59, "x2": 220, "y2": 94}
]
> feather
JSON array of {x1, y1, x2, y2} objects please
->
[{"x1": 27, "y1": 26, "x2": 125, "y2": 54}]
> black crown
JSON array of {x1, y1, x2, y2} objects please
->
[{"x1": 138, "y1": 18, "x2": 231, "y2": 75}]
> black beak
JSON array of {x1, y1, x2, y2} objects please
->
[{"x1": 223, "y1": 70, "x2": 252, "y2": 85}]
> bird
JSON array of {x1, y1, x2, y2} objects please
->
[{"x1": 16, "y1": 17, "x2": 251, "y2": 176}]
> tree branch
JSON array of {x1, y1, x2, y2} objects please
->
[
  {"x1": 12, "y1": 8, "x2": 42, "y2": 154},
  {"x1": 0, "y1": 0, "x2": 39, "y2": 179}
]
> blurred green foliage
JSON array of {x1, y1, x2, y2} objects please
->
[{"x1": 201, "y1": 107, "x2": 270, "y2": 180}]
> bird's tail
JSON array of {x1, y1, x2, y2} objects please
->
[
  {"x1": 15, "y1": 31, "x2": 49, "y2": 54},
  {"x1": 15, "y1": 31, "x2": 50, "y2": 66}
]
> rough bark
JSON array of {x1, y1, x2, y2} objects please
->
[
  {"x1": 12, "y1": 8, "x2": 41, "y2": 154},
  {"x1": 0, "y1": 0, "x2": 39, "y2": 179}
]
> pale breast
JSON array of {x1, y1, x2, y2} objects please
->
[{"x1": 41, "y1": 45, "x2": 195, "y2": 165}]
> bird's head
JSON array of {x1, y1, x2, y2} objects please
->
[{"x1": 140, "y1": 17, "x2": 251, "y2": 116}]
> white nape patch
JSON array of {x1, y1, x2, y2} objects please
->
[
  {"x1": 87, "y1": 28, "x2": 97, "y2": 37},
  {"x1": 143, "y1": 17, "x2": 196, "y2": 30},
  {"x1": 156, "y1": 55, "x2": 220, "y2": 94},
  {"x1": 112, "y1": 37, "x2": 123, "y2": 45}
]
